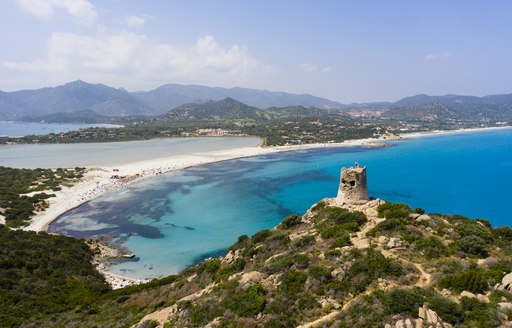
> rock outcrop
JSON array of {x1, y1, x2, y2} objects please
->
[{"x1": 386, "y1": 305, "x2": 453, "y2": 328}]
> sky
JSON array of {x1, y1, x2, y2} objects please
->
[{"x1": 1, "y1": 0, "x2": 512, "y2": 103}]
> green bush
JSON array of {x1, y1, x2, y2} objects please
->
[
  {"x1": 461, "y1": 296, "x2": 486, "y2": 312},
  {"x1": 427, "y1": 294, "x2": 463, "y2": 325},
  {"x1": 460, "y1": 297, "x2": 501, "y2": 327},
  {"x1": 484, "y1": 260, "x2": 512, "y2": 283},
  {"x1": 384, "y1": 288, "x2": 423, "y2": 316},
  {"x1": 456, "y1": 235, "x2": 487, "y2": 256},
  {"x1": 294, "y1": 235, "x2": 315, "y2": 248},
  {"x1": 342, "y1": 250, "x2": 403, "y2": 294},
  {"x1": 266, "y1": 233, "x2": 290, "y2": 250},
  {"x1": 331, "y1": 233, "x2": 351, "y2": 248},
  {"x1": 228, "y1": 234, "x2": 250, "y2": 251},
  {"x1": 438, "y1": 269, "x2": 488, "y2": 293},
  {"x1": 264, "y1": 253, "x2": 309, "y2": 274},
  {"x1": 367, "y1": 218, "x2": 404, "y2": 236},
  {"x1": 203, "y1": 259, "x2": 221, "y2": 274},
  {"x1": 308, "y1": 265, "x2": 332, "y2": 281},
  {"x1": 321, "y1": 225, "x2": 347, "y2": 239},
  {"x1": 293, "y1": 253, "x2": 310, "y2": 268},
  {"x1": 338, "y1": 291, "x2": 387, "y2": 327},
  {"x1": 311, "y1": 201, "x2": 326, "y2": 212},
  {"x1": 313, "y1": 206, "x2": 367, "y2": 226},
  {"x1": 325, "y1": 249, "x2": 341, "y2": 258},
  {"x1": 340, "y1": 288, "x2": 464, "y2": 327},
  {"x1": 415, "y1": 208, "x2": 425, "y2": 214},
  {"x1": 263, "y1": 255, "x2": 294, "y2": 274},
  {"x1": 333, "y1": 210, "x2": 367, "y2": 226},
  {"x1": 455, "y1": 221, "x2": 493, "y2": 242},
  {"x1": 263, "y1": 314, "x2": 297, "y2": 328},
  {"x1": 225, "y1": 283, "x2": 266, "y2": 316},
  {"x1": 377, "y1": 202, "x2": 412, "y2": 219},
  {"x1": 415, "y1": 236, "x2": 449, "y2": 259},
  {"x1": 217, "y1": 258, "x2": 246, "y2": 277},
  {"x1": 188, "y1": 299, "x2": 224, "y2": 326},
  {"x1": 252, "y1": 229, "x2": 272, "y2": 243},
  {"x1": 493, "y1": 226, "x2": 512, "y2": 241},
  {"x1": 279, "y1": 214, "x2": 302, "y2": 229},
  {"x1": 340, "y1": 221, "x2": 361, "y2": 232},
  {"x1": 280, "y1": 270, "x2": 307, "y2": 294}
]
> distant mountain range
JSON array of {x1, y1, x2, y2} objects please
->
[
  {"x1": 0, "y1": 80, "x2": 344, "y2": 121},
  {"x1": 0, "y1": 80, "x2": 511, "y2": 122},
  {"x1": 133, "y1": 83, "x2": 344, "y2": 112}
]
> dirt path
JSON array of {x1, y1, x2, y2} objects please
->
[
  {"x1": 380, "y1": 248, "x2": 431, "y2": 288},
  {"x1": 350, "y1": 215, "x2": 384, "y2": 249}
]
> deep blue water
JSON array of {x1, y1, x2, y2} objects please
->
[{"x1": 49, "y1": 128, "x2": 512, "y2": 279}]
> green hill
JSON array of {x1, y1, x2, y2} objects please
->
[
  {"x1": 2, "y1": 200, "x2": 511, "y2": 327},
  {"x1": 2, "y1": 166, "x2": 512, "y2": 327},
  {"x1": 163, "y1": 97, "x2": 263, "y2": 121}
]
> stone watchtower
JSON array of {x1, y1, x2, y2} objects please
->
[{"x1": 336, "y1": 162, "x2": 369, "y2": 205}]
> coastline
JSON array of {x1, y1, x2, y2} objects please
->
[
  {"x1": 399, "y1": 125, "x2": 512, "y2": 139},
  {"x1": 23, "y1": 125, "x2": 512, "y2": 233},
  {"x1": 21, "y1": 136, "x2": 387, "y2": 232},
  {"x1": 19, "y1": 125, "x2": 511, "y2": 288}
]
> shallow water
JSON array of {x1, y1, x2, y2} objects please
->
[
  {"x1": 0, "y1": 137, "x2": 260, "y2": 168},
  {"x1": 49, "y1": 129, "x2": 512, "y2": 279}
]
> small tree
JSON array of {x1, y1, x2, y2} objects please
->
[
  {"x1": 279, "y1": 214, "x2": 302, "y2": 229},
  {"x1": 457, "y1": 236, "x2": 487, "y2": 257}
]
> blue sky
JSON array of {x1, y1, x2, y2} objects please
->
[{"x1": 1, "y1": 0, "x2": 511, "y2": 103}]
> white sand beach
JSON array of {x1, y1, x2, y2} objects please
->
[
  {"x1": 22, "y1": 136, "x2": 386, "y2": 232},
  {"x1": 18, "y1": 126, "x2": 511, "y2": 288},
  {"x1": 400, "y1": 125, "x2": 512, "y2": 139},
  {"x1": 22, "y1": 125, "x2": 512, "y2": 233}
]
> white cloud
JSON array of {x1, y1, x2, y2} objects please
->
[
  {"x1": 124, "y1": 15, "x2": 146, "y2": 28},
  {"x1": 298, "y1": 63, "x2": 318, "y2": 73},
  {"x1": 18, "y1": 0, "x2": 97, "y2": 26},
  {"x1": 424, "y1": 52, "x2": 452, "y2": 61},
  {"x1": 2, "y1": 32, "x2": 273, "y2": 90},
  {"x1": 298, "y1": 62, "x2": 331, "y2": 73}
]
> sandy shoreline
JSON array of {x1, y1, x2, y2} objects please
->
[
  {"x1": 19, "y1": 125, "x2": 511, "y2": 287},
  {"x1": 399, "y1": 125, "x2": 511, "y2": 139},
  {"x1": 22, "y1": 137, "x2": 388, "y2": 232},
  {"x1": 23, "y1": 125, "x2": 512, "y2": 233}
]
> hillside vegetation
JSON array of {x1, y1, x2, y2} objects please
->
[
  {"x1": 4, "y1": 197, "x2": 511, "y2": 327},
  {"x1": 0, "y1": 166, "x2": 85, "y2": 227},
  {"x1": 0, "y1": 226, "x2": 108, "y2": 327}
]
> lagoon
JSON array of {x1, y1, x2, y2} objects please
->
[
  {"x1": 0, "y1": 121, "x2": 121, "y2": 137},
  {"x1": 0, "y1": 137, "x2": 260, "y2": 168},
  {"x1": 48, "y1": 128, "x2": 512, "y2": 279}
]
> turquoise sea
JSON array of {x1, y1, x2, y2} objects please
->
[{"x1": 49, "y1": 128, "x2": 512, "y2": 279}]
